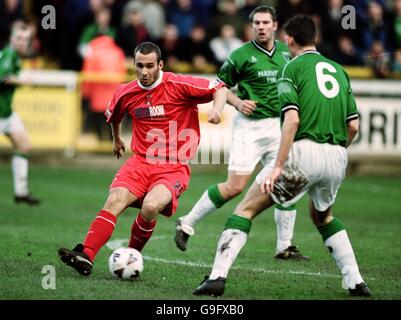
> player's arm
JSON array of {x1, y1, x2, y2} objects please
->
[
  {"x1": 217, "y1": 54, "x2": 257, "y2": 115},
  {"x1": 105, "y1": 87, "x2": 127, "y2": 159},
  {"x1": 227, "y1": 90, "x2": 256, "y2": 116},
  {"x1": 346, "y1": 118, "x2": 359, "y2": 148},
  {"x1": 110, "y1": 122, "x2": 125, "y2": 159},
  {"x1": 261, "y1": 109, "x2": 299, "y2": 194},
  {"x1": 208, "y1": 86, "x2": 228, "y2": 124},
  {"x1": 344, "y1": 70, "x2": 359, "y2": 148},
  {"x1": 0, "y1": 55, "x2": 30, "y2": 87}
]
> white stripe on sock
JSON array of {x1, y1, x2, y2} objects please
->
[{"x1": 96, "y1": 215, "x2": 116, "y2": 227}]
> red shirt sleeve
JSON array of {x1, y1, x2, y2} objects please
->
[
  {"x1": 168, "y1": 74, "x2": 226, "y2": 105},
  {"x1": 105, "y1": 85, "x2": 127, "y2": 123}
]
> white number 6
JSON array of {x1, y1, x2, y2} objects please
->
[{"x1": 315, "y1": 62, "x2": 339, "y2": 99}]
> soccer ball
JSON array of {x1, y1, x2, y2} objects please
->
[{"x1": 108, "y1": 247, "x2": 144, "y2": 280}]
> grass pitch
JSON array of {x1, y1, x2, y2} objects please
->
[{"x1": 0, "y1": 164, "x2": 400, "y2": 300}]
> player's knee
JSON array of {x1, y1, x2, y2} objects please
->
[
  {"x1": 309, "y1": 202, "x2": 332, "y2": 226},
  {"x1": 225, "y1": 183, "x2": 245, "y2": 198},
  {"x1": 17, "y1": 142, "x2": 31, "y2": 154},
  {"x1": 141, "y1": 201, "x2": 160, "y2": 218},
  {"x1": 105, "y1": 191, "x2": 127, "y2": 210}
]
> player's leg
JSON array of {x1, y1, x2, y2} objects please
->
[
  {"x1": 260, "y1": 118, "x2": 307, "y2": 260},
  {"x1": 58, "y1": 156, "x2": 146, "y2": 276},
  {"x1": 176, "y1": 114, "x2": 260, "y2": 251},
  {"x1": 193, "y1": 181, "x2": 275, "y2": 296},
  {"x1": 175, "y1": 171, "x2": 251, "y2": 251},
  {"x1": 308, "y1": 142, "x2": 370, "y2": 296},
  {"x1": 58, "y1": 187, "x2": 139, "y2": 276},
  {"x1": 128, "y1": 184, "x2": 173, "y2": 251},
  {"x1": 310, "y1": 201, "x2": 371, "y2": 297},
  {"x1": 6, "y1": 113, "x2": 40, "y2": 205}
]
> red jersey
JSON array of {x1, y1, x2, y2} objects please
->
[{"x1": 105, "y1": 71, "x2": 224, "y2": 163}]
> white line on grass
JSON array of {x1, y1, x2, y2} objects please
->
[
  {"x1": 142, "y1": 255, "x2": 342, "y2": 279},
  {"x1": 106, "y1": 239, "x2": 375, "y2": 280}
]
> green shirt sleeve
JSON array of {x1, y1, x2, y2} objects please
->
[
  {"x1": 0, "y1": 49, "x2": 18, "y2": 83},
  {"x1": 217, "y1": 55, "x2": 240, "y2": 88},
  {"x1": 344, "y1": 71, "x2": 358, "y2": 123},
  {"x1": 277, "y1": 65, "x2": 300, "y2": 115}
]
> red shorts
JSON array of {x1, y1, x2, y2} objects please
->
[{"x1": 110, "y1": 155, "x2": 191, "y2": 217}]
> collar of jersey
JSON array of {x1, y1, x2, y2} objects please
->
[
  {"x1": 137, "y1": 70, "x2": 164, "y2": 90},
  {"x1": 252, "y1": 40, "x2": 276, "y2": 57},
  {"x1": 299, "y1": 50, "x2": 320, "y2": 56}
]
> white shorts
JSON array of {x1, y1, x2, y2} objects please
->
[
  {"x1": 0, "y1": 112, "x2": 25, "y2": 135},
  {"x1": 256, "y1": 139, "x2": 348, "y2": 211},
  {"x1": 228, "y1": 113, "x2": 281, "y2": 172}
]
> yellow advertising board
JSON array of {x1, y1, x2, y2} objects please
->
[{"x1": 0, "y1": 87, "x2": 81, "y2": 152}]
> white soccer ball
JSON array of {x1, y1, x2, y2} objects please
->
[{"x1": 108, "y1": 247, "x2": 144, "y2": 280}]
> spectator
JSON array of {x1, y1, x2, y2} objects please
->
[
  {"x1": 78, "y1": 6, "x2": 117, "y2": 58},
  {"x1": 276, "y1": 0, "x2": 314, "y2": 27},
  {"x1": 212, "y1": 0, "x2": 246, "y2": 39},
  {"x1": 117, "y1": 6, "x2": 150, "y2": 58},
  {"x1": 157, "y1": 24, "x2": 185, "y2": 71},
  {"x1": 124, "y1": 0, "x2": 166, "y2": 40},
  {"x1": 81, "y1": 35, "x2": 127, "y2": 141},
  {"x1": 192, "y1": 0, "x2": 216, "y2": 29},
  {"x1": 239, "y1": 0, "x2": 259, "y2": 21},
  {"x1": 0, "y1": 0, "x2": 24, "y2": 49},
  {"x1": 178, "y1": 24, "x2": 216, "y2": 73},
  {"x1": 336, "y1": 34, "x2": 364, "y2": 66},
  {"x1": 168, "y1": 0, "x2": 196, "y2": 39},
  {"x1": 365, "y1": 40, "x2": 391, "y2": 78},
  {"x1": 393, "y1": 49, "x2": 401, "y2": 71},
  {"x1": 210, "y1": 24, "x2": 243, "y2": 66},
  {"x1": 321, "y1": 0, "x2": 345, "y2": 46},
  {"x1": 360, "y1": 1, "x2": 391, "y2": 53},
  {"x1": 391, "y1": 0, "x2": 401, "y2": 49}
]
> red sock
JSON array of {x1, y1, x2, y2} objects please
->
[
  {"x1": 83, "y1": 210, "x2": 117, "y2": 261},
  {"x1": 128, "y1": 213, "x2": 157, "y2": 252}
]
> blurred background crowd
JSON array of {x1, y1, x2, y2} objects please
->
[
  {"x1": 1, "y1": 0, "x2": 400, "y2": 77},
  {"x1": 1, "y1": 0, "x2": 400, "y2": 142}
]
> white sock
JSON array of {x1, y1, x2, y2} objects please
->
[
  {"x1": 209, "y1": 229, "x2": 247, "y2": 280},
  {"x1": 274, "y1": 208, "x2": 296, "y2": 253},
  {"x1": 325, "y1": 230, "x2": 364, "y2": 289},
  {"x1": 181, "y1": 190, "x2": 217, "y2": 229},
  {"x1": 12, "y1": 155, "x2": 29, "y2": 196}
]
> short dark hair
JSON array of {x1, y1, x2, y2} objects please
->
[
  {"x1": 249, "y1": 5, "x2": 277, "y2": 22},
  {"x1": 133, "y1": 42, "x2": 162, "y2": 62},
  {"x1": 283, "y1": 15, "x2": 316, "y2": 47}
]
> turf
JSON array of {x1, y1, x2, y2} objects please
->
[{"x1": 0, "y1": 164, "x2": 400, "y2": 300}]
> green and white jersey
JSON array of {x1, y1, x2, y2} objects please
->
[
  {"x1": 0, "y1": 46, "x2": 21, "y2": 118},
  {"x1": 277, "y1": 51, "x2": 358, "y2": 147},
  {"x1": 218, "y1": 40, "x2": 291, "y2": 119}
]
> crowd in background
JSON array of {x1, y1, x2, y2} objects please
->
[
  {"x1": 1, "y1": 0, "x2": 400, "y2": 77},
  {"x1": 1, "y1": 0, "x2": 400, "y2": 141}
]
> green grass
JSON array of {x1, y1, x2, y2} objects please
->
[{"x1": 0, "y1": 164, "x2": 400, "y2": 300}]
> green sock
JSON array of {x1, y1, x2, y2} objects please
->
[
  {"x1": 225, "y1": 214, "x2": 252, "y2": 234},
  {"x1": 317, "y1": 218, "x2": 345, "y2": 242},
  {"x1": 207, "y1": 184, "x2": 227, "y2": 208},
  {"x1": 275, "y1": 203, "x2": 296, "y2": 211}
]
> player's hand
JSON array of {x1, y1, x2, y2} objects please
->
[
  {"x1": 237, "y1": 100, "x2": 257, "y2": 116},
  {"x1": 113, "y1": 137, "x2": 125, "y2": 159},
  {"x1": 208, "y1": 110, "x2": 222, "y2": 124},
  {"x1": 260, "y1": 166, "x2": 282, "y2": 194}
]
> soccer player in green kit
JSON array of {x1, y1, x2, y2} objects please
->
[
  {"x1": 0, "y1": 23, "x2": 40, "y2": 205},
  {"x1": 193, "y1": 15, "x2": 371, "y2": 298},
  {"x1": 175, "y1": 6, "x2": 308, "y2": 261}
]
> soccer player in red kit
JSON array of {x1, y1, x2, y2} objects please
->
[{"x1": 58, "y1": 42, "x2": 227, "y2": 276}]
